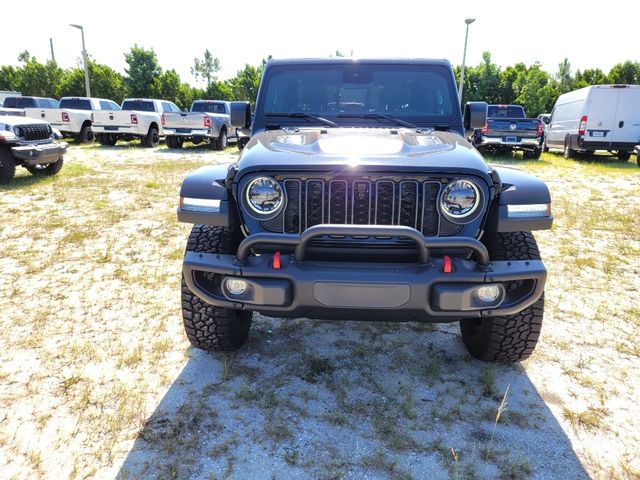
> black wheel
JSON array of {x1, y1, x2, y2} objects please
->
[
  {"x1": 25, "y1": 156, "x2": 64, "y2": 177},
  {"x1": 216, "y1": 128, "x2": 228, "y2": 151},
  {"x1": 617, "y1": 150, "x2": 631, "y2": 162},
  {"x1": 238, "y1": 137, "x2": 249, "y2": 151},
  {"x1": 166, "y1": 136, "x2": 180, "y2": 149},
  {"x1": 181, "y1": 225, "x2": 252, "y2": 351},
  {"x1": 542, "y1": 140, "x2": 549, "y2": 153},
  {"x1": 460, "y1": 232, "x2": 544, "y2": 363},
  {"x1": 208, "y1": 137, "x2": 217, "y2": 150},
  {"x1": 97, "y1": 133, "x2": 117, "y2": 146},
  {"x1": 76, "y1": 123, "x2": 94, "y2": 144},
  {"x1": 523, "y1": 148, "x2": 541, "y2": 160},
  {"x1": 0, "y1": 147, "x2": 16, "y2": 184},
  {"x1": 563, "y1": 138, "x2": 575, "y2": 159},
  {"x1": 144, "y1": 127, "x2": 159, "y2": 148}
]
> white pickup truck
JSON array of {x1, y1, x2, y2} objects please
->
[
  {"x1": 1, "y1": 95, "x2": 121, "y2": 143},
  {"x1": 92, "y1": 98, "x2": 181, "y2": 147},
  {"x1": 163, "y1": 100, "x2": 234, "y2": 150}
]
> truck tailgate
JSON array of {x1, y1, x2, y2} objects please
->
[
  {"x1": 92, "y1": 110, "x2": 133, "y2": 128},
  {"x1": 487, "y1": 118, "x2": 539, "y2": 138},
  {"x1": 164, "y1": 112, "x2": 208, "y2": 131}
]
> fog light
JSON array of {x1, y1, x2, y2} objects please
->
[
  {"x1": 476, "y1": 285, "x2": 501, "y2": 303},
  {"x1": 225, "y1": 278, "x2": 247, "y2": 296}
]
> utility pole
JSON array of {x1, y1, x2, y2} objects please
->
[
  {"x1": 50, "y1": 38, "x2": 56, "y2": 63},
  {"x1": 459, "y1": 18, "x2": 476, "y2": 103},
  {"x1": 70, "y1": 24, "x2": 91, "y2": 97}
]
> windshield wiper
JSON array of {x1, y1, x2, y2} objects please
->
[
  {"x1": 265, "y1": 112, "x2": 337, "y2": 127},
  {"x1": 336, "y1": 113, "x2": 417, "y2": 129}
]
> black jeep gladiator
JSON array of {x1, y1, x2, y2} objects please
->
[
  {"x1": 177, "y1": 59, "x2": 553, "y2": 363},
  {"x1": 472, "y1": 104, "x2": 543, "y2": 159}
]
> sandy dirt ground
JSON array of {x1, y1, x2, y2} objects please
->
[{"x1": 0, "y1": 144, "x2": 639, "y2": 480}]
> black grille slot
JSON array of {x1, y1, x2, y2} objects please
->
[
  {"x1": 398, "y1": 181, "x2": 419, "y2": 228},
  {"x1": 422, "y1": 183, "x2": 440, "y2": 236},
  {"x1": 375, "y1": 181, "x2": 395, "y2": 225},
  {"x1": 352, "y1": 181, "x2": 371, "y2": 224},
  {"x1": 260, "y1": 177, "x2": 451, "y2": 236},
  {"x1": 329, "y1": 180, "x2": 347, "y2": 224},
  {"x1": 16, "y1": 124, "x2": 52, "y2": 141},
  {"x1": 306, "y1": 180, "x2": 324, "y2": 228},
  {"x1": 283, "y1": 179, "x2": 301, "y2": 233}
]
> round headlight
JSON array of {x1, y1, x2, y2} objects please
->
[
  {"x1": 245, "y1": 177, "x2": 283, "y2": 214},
  {"x1": 440, "y1": 179, "x2": 480, "y2": 219}
]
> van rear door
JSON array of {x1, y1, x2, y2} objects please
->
[
  {"x1": 585, "y1": 87, "x2": 618, "y2": 148},
  {"x1": 610, "y1": 87, "x2": 640, "y2": 146}
]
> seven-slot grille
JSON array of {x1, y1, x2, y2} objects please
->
[
  {"x1": 15, "y1": 124, "x2": 52, "y2": 141},
  {"x1": 261, "y1": 177, "x2": 450, "y2": 236}
]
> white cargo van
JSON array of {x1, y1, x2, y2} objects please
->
[{"x1": 543, "y1": 85, "x2": 640, "y2": 161}]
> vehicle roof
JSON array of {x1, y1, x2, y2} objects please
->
[
  {"x1": 266, "y1": 58, "x2": 452, "y2": 67},
  {"x1": 556, "y1": 84, "x2": 640, "y2": 104},
  {"x1": 60, "y1": 96, "x2": 114, "y2": 101}
]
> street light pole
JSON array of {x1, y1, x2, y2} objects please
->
[
  {"x1": 458, "y1": 18, "x2": 475, "y2": 103},
  {"x1": 70, "y1": 24, "x2": 91, "y2": 97}
]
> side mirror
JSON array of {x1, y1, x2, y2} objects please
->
[
  {"x1": 464, "y1": 102, "x2": 488, "y2": 133},
  {"x1": 542, "y1": 116, "x2": 550, "y2": 125},
  {"x1": 230, "y1": 101, "x2": 251, "y2": 129}
]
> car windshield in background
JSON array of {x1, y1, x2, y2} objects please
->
[
  {"x1": 121, "y1": 100, "x2": 155, "y2": 112},
  {"x1": 261, "y1": 64, "x2": 458, "y2": 126},
  {"x1": 488, "y1": 106, "x2": 525, "y2": 118},
  {"x1": 60, "y1": 99, "x2": 92, "y2": 110},
  {"x1": 192, "y1": 102, "x2": 226, "y2": 114}
]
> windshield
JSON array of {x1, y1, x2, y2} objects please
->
[
  {"x1": 121, "y1": 100, "x2": 155, "y2": 112},
  {"x1": 192, "y1": 102, "x2": 227, "y2": 113},
  {"x1": 60, "y1": 98, "x2": 92, "y2": 110},
  {"x1": 488, "y1": 105, "x2": 525, "y2": 118},
  {"x1": 260, "y1": 63, "x2": 458, "y2": 126}
]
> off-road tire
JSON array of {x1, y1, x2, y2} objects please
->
[
  {"x1": 25, "y1": 156, "x2": 64, "y2": 177},
  {"x1": 617, "y1": 150, "x2": 631, "y2": 162},
  {"x1": 0, "y1": 147, "x2": 16, "y2": 183},
  {"x1": 542, "y1": 139, "x2": 549, "y2": 153},
  {"x1": 181, "y1": 225, "x2": 252, "y2": 351},
  {"x1": 167, "y1": 136, "x2": 183, "y2": 149},
  {"x1": 144, "y1": 127, "x2": 159, "y2": 148},
  {"x1": 460, "y1": 232, "x2": 544, "y2": 363},
  {"x1": 216, "y1": 128, "x2": 228, "y2": 151},
  {"x1": 77, "y1": 124, "x2": 94, "y2": 144},
  {"x1": 523, "y1": 148, "x2": 541, "y2": 160},
  {"x1": 97, "y1": 133, "x2": 117, "y2": 146}
]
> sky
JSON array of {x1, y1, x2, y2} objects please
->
[{"x1": 1, "y1": 0, "x2": 637, "y2": 88}]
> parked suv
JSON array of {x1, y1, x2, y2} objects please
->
[
  {"x1": 0, "y1": 114, "x2": 67, "y2": 183},
  {"x1": 177, "y1": 59, "x2": 553, "y2": 363}
]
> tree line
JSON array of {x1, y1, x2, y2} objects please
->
[{"x1": 1, "y1": 46, "x2": 639, "y2": 116}]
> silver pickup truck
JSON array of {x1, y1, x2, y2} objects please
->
[{"x1": 163, "y1": 100, "x2": 234, "y2": 150}]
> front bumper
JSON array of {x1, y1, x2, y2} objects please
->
[
  {"x1": 11, "y1": 142, "x2": 68, "y2": 165},
  {"x1": 183, "y1": 225, "x2": 547, "y2": 322}
]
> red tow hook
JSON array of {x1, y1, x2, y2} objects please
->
[
  {"x1": 443, "y1": 255, "x2": 452, "y2": 273},
  {"x1": 272, "y1": 251, "x2": 281, "y2": 269}
]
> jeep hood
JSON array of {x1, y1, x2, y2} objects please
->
[
  {"x1": 238, "y1": 128, "x2": 491, "y2": 181},
  {"x1": 0, "y1": 114, "x2": 50, "y2": 126}
]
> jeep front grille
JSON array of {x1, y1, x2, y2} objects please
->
[
  {"x1": 261, "y1": 177, "x2": 454, "y2": 236},
  {"x1": 15, "y1": 124, "x2": 52, "y2": 141}
]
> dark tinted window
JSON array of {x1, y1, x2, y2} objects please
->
[
  {"x1": 487, "y1": 105, "x2": 526, "y2": 118},
  {"x1": 60, "y1": 98, "x2": 92, "y2": 110},
  {"x1": 192, "y1": 101, "x2": 227, "y2": 114},
  {"x1": 4, "y1": 97, "x2": 38, "y2": 108},
  {"x1": 260, "y1": 64, "x2": 458, "y2": 124},
  {"x1": 121, "y1": 100, "x2": 156, "y2": 112}
]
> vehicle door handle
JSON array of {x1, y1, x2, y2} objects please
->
[
  {"x1": 619, "y1": 121, "x2": 624, "y2": 128},
  {"x1": 41, "y1": 113, "x2": 45, "y2": 118}
]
